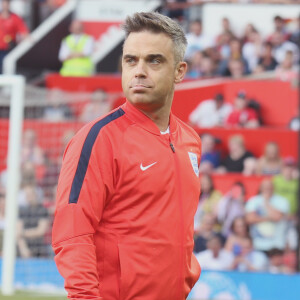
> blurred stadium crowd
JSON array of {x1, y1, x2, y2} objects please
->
[{"x1": 0, "y1": 0, "x2": 299, "y2": 276}]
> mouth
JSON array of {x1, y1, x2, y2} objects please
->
[{"x1": 129, "y1": 84, "x2": 151, "y2": 92}]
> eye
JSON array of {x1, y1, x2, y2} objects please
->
[
  {"x1": 124, "y1": 57, "x2": 136, "y2": 65},
  {"x1": 150, "y1": 58, "x2": 160, "y2": 64}
]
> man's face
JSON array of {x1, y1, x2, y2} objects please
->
[
  {"x1": 234, "y1": 96, "x2": 246, "y2": 110},
  {"x1": 1, "y1": 0, "x2": 10, "y2": 12},
  {"x1": 70, "y1": 21, "x2": 83, "y2": 35},
  {"x1": 271, "y1": 32, "x2": 283, "y2": 47},
  {"x1": 190, "y1": 22, "x2": 202, "y2": 36},
  {"x1": 207, "y1": 237, "x2": 221, "y2": 255},
  {"x1": 261, "y1": 180, "x2": 274, "y2": 197},
  {"x1": 122, "y1": 31, "x2": 186, "y2": 112}
]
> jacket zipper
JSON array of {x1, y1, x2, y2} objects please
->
[
  {"x1": 170, "y1": 141, "x2": 175, "y2": 153},
  {"x1": 169, "y1": 135, "x2": 184, "y2": 299}
]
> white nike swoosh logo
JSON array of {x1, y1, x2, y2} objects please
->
[{"x1": 140, "y1": 162, "x2": 157, "y2": 171}]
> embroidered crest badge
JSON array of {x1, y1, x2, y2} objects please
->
[{"x1": 188, "y1": 152, "x2": 199, "y2": 177}]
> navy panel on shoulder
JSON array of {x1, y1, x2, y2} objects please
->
[{"x1": 69, "y1": 108, "x2": 125, "y2": 204}]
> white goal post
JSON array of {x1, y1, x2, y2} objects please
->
[{"x1": 0, "y1": 75, "x2": 25, "y2": 295}]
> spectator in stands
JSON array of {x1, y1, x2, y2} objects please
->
[
  {"x1": 267, "y1": 248, "x2": 288, "y2": 273},
  {"x1": 268, "y1": 246, "x2": 298, "y2": 274},
  {"x1": 194, "y1": 174, "x2": 222, "y2": 230},
  {"x1": 256, "y1": 141, "x2": 283, "y2": 175},
  {"x1": 217, "y1": 182, "x2": 246, "y2": 237},
  {"x1": 194, "y1": 213, "x2": 224, "y2": 254},
  {"x1": 268, "y1": 15, "x2": 290, "y2": 42},
  {"x1": 18, "y1": 161, "x2": 44, "y2": 207},
  {"x1": 58, "y1": 19, "x2": 95, "y2": 77},
  {"x1": 199, "y1": 54, "x2": 217, "y2": 78},
  {"x1": 40, "y1": 129, "x2": 75, "y2": 201},
  {"x1": 282, "y1": 246, "x2": 297, "y2": 274},
  {"x1": 195, "y1": 233, "x2": 234, "y2": 270},
  {"x1": 273, "y1": 157, "x2": 299, "y2": 218},
  {"x1": 241, "y1": 23, "x2": 257, "y2": 45},
  {"x1": 242, "y1": 29, "x2": 262, "y2": 73},
  {"x1": 79, "y1": 89, "x2": 112, "y2": 123},
  {"x1": 185, "y1": 19, "x2": 215, "y2": 59},
  {"x1": 270, "y1": 31, "x2": 299, "y2": 65},
  {"x1": 217, "y1": 38, "x2": 249, "y2": 77},
  {"x1": 289, "y1": 15, "x2": 300, "y2": 45},
  {"x1": 189, "y1": 93, "x2": 232, "y2": 128},
  {"x1": 245, "y1": 179, "x2": 290, "y2": 252},
  {"x1": 219, "y1": 134, "x2": 254, "y2": 173},
  {"x1": 21, "y1": 129, "x2": 45, "y2": 167},
  {"x1": 254, "y1": 41, "x2": 278, "y2": 73},
  {"x1": 275, "y1": 50, "x2": 299, "y2": 82},
  {"x1": 225, "y1": 91, "x2": 259, "y2": 128},
  {"x1": 185, "y1": 50, "x2": 203, "y2": 79},
  {"x1": 229, "y1": 236, "x2": 268, "y2": 272},
  {"x1": 199, "y1": 134, "x2": 221, "y2": 173},
  {"x1": 39, "y1": 156, "x2": 60, "y2": 200},
  {"x1": 16, "y1": 184, "x2": 50, "y2": 257},
  {"x1": 44, "y1": 88, "x2": 73, "y2": 121},
  {"x1": 224, "y1": 216, "x2": 250, "y2": 253},
  {"x1": 162, "y1": 0, "x2": 187, "y2": 22},
  {"x1": 243, "y1": 157, "x2": 258, "y2": 176},
  {"x1": 227, "y1": 58, "x2": 247, "y2": 79},
  {"x1": 0, "y1": 0, "x2": 29, "y2": 73},
  {"x1": 216, "y1": 30, "x2": 235, "y2": 62},
  {"x1": 216, "y1": 17, "x2": 236, "y2": 54}
]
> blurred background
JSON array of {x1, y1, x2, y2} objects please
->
[{"x1": 0, "y1": 0, "x2": 299, "y2": 299}]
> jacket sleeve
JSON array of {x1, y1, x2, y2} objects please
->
[{"x1": 52, "y1": 129, "x2": 114, "y2": 300}]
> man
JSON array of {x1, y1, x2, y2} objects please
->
[
  {"x1": 58, "y1": 19, "x2": 94, "y2": 76},
  {"x1": 0, "y1": 0, "x2": 28, "y2": 73},
  {"x1": 229, "y1": 237, "x2": 268, "y2": 272},
  {"x1": 225, "y1": 91, "x2": 259, "y2": 128},
  {"x1": 217, "y1": 181, "x2": 246, "y2": 237},
  {"x1": 220, "y1": 134, "x2": 253, "y2": 173},
  {"x1": 195, "y1": 233, "x2": 234, "y2": 271},
  {"x1": 185, "y1": 19, "x2": 215, "y2": 59},
  {"x1": 245, "y1": 179, "x2": 289, "y2": 252},
  {"x1": 273, "y1": 157, "x2": 299, "y2": 218},
  {"x1": 16, "y1": 184, "x2": 49, "y2": 258},
  {"x1": 189, "y1": 93, "x2": 232, "y2": 128},
  {"x1": 52, "y1": 12, "x2": 202, "y2": 300},
  {"x1": 270, "y1": 31, "x2": 299, "y2": 65},
  {"x1": 199, "y1": 133, "x2": 221, "y2": 173}
]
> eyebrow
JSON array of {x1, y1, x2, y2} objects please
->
[
  {"x1": 123, "y1": 54, "x2": 167, "y2": 62},
  {"x1": 146, "y1": 54, "x2": 166, "y2": 62},
  {"x1": 123, "y1": 54, "x2": 136, "y2": 60}
]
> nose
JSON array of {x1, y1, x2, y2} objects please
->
[{"x1": 135, "y1": 60, "x2": 147, "y2": 78}]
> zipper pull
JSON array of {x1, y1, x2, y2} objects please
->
[{"x1": 170, "y1": 142, "x2": 175, "y2": 153}]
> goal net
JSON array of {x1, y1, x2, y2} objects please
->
[{"x1": 0, "y1": 77, "x2": 120, "y2": 296}]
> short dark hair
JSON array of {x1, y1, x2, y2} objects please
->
[
  {"x1": 214, "y1": 93, "x2": 224, "y2": 102},
  {"x1": 268, "y1": 248, "x2": 283, "y2": 257},
  {"x1": 123, "y1": 12, "x2": 187, "y2": 64}
]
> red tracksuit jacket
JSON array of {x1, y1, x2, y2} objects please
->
[{"x1": 52, "y1": 100, "x2": 201, "y2": 300}]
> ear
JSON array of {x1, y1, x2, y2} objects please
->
[{"x1": 174, "y1": 62, "x2": 187, "y2": 84}]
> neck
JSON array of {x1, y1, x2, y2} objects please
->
[
  {"x1": 212, "y1": 250, "x2": 219, "y2": 258},
  {"x1": 263, "y1": 193, "x2": 272, "y2": 201},
  {"x1": 1, "y1": 11, "x2": 10, "y2": 18},
  {"x1": 231, "y1": 149, "x2": 244, "y2": 159},
  {"x1": 141, "y1": 104, "x2": 171, "y2": 132}
]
